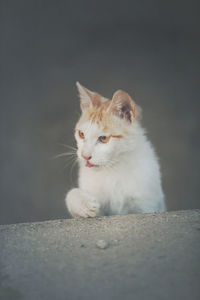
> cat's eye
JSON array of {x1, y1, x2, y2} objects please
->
[
  {"x1": 98, "y1": 136, "x2": 110, "y2": 143},
  {"x1": 78, "y1": 130, "x2": 85, "y2": 139}
]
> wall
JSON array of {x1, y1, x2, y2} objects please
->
[{"x1": 0, "y1": 0, "x2": 200, "y2": 224}]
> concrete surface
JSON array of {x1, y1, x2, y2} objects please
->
[{"x1": 0, "y1": 210, "x2": 200, "y2": 300}]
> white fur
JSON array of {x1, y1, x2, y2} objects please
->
[{"x1": 65, "y1": 117, "x2": 166, "y2": 217}]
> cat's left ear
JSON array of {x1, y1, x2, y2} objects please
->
[
  {"x1": 76, "y1": 82, "x2": 96, "y2": 112},
  {"x1": 109, "y1": 90, "x2": 136, "y2": 123}
]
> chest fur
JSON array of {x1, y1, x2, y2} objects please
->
[{"x1": 78, "y1": 164, "x2": 138, "y2": 202}]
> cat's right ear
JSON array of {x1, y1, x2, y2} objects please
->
[{"x1": 76, "y1": 82, "x2": 94, "y2": 112}]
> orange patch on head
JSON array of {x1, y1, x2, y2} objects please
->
[
  {"x1": 88, "y1": 100, "x2": 111, "y2": 125},
  {"x1": 75, "y1": 85, "x2": 136, "y2": 138},
  {"x1": 103, "y1": 125, "x2": 108, "y2": 132}
]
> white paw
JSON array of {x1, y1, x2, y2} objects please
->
[{"x1": 65, "y1": 188, "x2": 100, "y2": 218}]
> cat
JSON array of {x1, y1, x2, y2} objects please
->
[{"x1": 65, "y1": 82, "x2": 166, "y2": 217}]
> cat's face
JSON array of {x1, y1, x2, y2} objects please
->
[{"x1": 74, "y1": 82, "x2": 141, "y2": 169}]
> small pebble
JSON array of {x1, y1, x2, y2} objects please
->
[{"x1": 96, "y1": 240, "x2": 109, "y2": 249}]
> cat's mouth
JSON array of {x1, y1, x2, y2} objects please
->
[{"x1": 85, "y1": 161, "x2": 98, "y2": 168}]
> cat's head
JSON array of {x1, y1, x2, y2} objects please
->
[{"x1": 75, "y1": 82, "x2": 142, "y2": 169}]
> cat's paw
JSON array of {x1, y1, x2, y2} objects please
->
[{"x1": 65, "y1": 188, "x2": 100, "y2": 218}]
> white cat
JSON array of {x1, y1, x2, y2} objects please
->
[{"x1": 65, "y1": 82, "x2": 166, "y2": 217}]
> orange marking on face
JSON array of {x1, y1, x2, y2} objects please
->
[
  {"x1": 111, "y1": 135, "x2": 123, "y2": 138},
  {"x1": 76, "y1": 96, "x2": 129, "y2": 138}
]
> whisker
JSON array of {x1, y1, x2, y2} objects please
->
[
  {"x1": 57, "y1": 143, "x2": 77, "y2": 151},
  {"x1": 63, "y1": 156, "x2": 77, "y2": 170},
  {"x1": 103, "y1": 158, "x2": 118, "y2": 171},
  {"x1": 51, "y1": 152, "x2": 76, "y2": 160},
  {"x1": 69, "y1": 158, "x2": 78, "y2": 184}
]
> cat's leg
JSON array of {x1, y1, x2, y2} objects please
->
[
  {"x1": 114, "y1": 197, "x2": 143, "y2": 215},
  {"x1": 65, "y1": 188, "x2": 100, "y2": 218},
  {"x1": 119, "y1": 196, "x2": 164, "y2": 214}
]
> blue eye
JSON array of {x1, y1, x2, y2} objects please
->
[{"x1": 98, "y1": 136, "x2": 110, "y2": 143}]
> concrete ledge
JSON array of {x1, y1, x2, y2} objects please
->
[{"x1": 0, "y1": 210, "x2": 200, "y2": 300}]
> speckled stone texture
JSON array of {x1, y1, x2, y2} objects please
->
[{"x1": 0, "y1": 210, "x2": 200, "y2": 300}]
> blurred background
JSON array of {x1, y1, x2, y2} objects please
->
[{"x1": 0, "y1": 0, "x2": 199, "y2": 225}]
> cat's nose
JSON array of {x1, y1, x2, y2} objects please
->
[{"x1": 82, "y1": 154, "x2": 92, "y2": 161}]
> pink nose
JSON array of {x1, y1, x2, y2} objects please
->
[{"x1": 82, "y1": 154, "x2": 92, "y2": 161}]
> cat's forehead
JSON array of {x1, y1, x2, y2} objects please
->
[
  {"x1": 76, "y1": 103, "x2": 110, "y2": 132},
  {"x1": 76, "y1": 102, "x2": 130, "y2": 136},
  {"x1": 77, "y1": 120, "x2": 105, "y2": 137}
]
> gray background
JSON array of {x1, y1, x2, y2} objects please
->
[{"x1": 0, "y1": 0, "x2": 200, "y2": 225}]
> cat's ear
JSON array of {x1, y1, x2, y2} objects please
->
[
  {"x1": 76, "y1": 82, "x2": 95, "y2": 112},
  {"x1": 109, "y1": 90, "x2": 137, "y2": 123}
]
